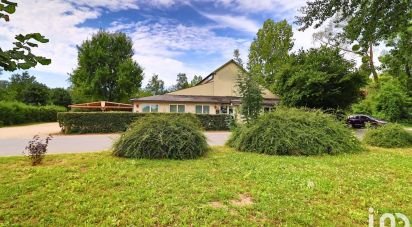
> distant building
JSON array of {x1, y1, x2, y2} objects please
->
[{"x1": 131, "y1": 60, "x2": 279, "y2": 116}]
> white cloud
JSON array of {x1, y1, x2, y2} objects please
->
[
  {"x1": 199, "y1": 12, "x2": 260, "y2": 34},
  {"x1": 116, "y1": 20, "x2": 250, "y2": 85},
  {"x1": 3, "y1": 0, "x2": 379, "y2": 89}
]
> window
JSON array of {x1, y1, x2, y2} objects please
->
[
  {"x1": 220, "y1": 105, "x2": 233, "y2": 115},
  {"x1": 195, "y1": 105, "x2": 210, "y2": 114},
  {"x1": 263, "y1": 107, "x2": 272, "y2": 112},
  {"x1": 142, "y1": 104, "x2": 158, "y2": 113},
  {"x1": 170, "y1": 104, "x2": 185, "y2": 113}
]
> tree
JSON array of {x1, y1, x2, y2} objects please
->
[
  {"x1": 7, "y1": 71, "x2": 36, "y2": 101},
  {"x1": 248, "y1": 19, "x2": 293, "y2": 88},
  {"x1": 353, "y1": 78, "x2": 411, "y2": 121},
  {"x1": 0, "y1": 1, "x2": 51, "y2": 71},
  {"x1": 173, "y1": 73, "x2": 189, "y2": 90},
  {"x1": 21, "y1": 82, "x2": 49, "y2": 105},
  {"x1": 234, "y1": 50, "x2": 263, "y2": 123},
  {"x1": 190, "y1": 75, "x2": 203, "y2": 87},
  {"x1": 380, "y1": 29, "x2": 412, "y2": 93},
  {"x1": 50, "y1": 88, "x2": 72, "y2": 107},
  {"x1": 0, "y1": 80, "x2": 10, "y2": 101},
  {"x1": 145, "y1": 74, "x2": 165, "y2": 95},
  {"x1": 374, "y1": 79, "x2": 411, "y2": 121},
  {"x1": 70, "y1": 31, "x2": 144, "y2": 103},
  {"x1": 275, "y1": 46, "x2": 367, "y2": 110},
  {"x1": 296, "y1": 0, "x2": 411, "y2": 84},
  {"x1": 233, "y1": 49, "x2": 243, "y2": 66}
]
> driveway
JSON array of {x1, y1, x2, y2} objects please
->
[{"x1": 0, "y1": 123, "x2": 230, "y2": 157}]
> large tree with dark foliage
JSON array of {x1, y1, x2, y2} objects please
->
[
  {"x1": 274, "y1": 46, "x2": 367, "y2": 109},
  {"x1": 21, "y1": 82, "x2": 49, "y2": 106},
  {"x1": 70, "y1": 31, "x2": 144, "y2": 103},
  {"x1": 50, "y1": 88, "x2": 72, "y2": 107}
]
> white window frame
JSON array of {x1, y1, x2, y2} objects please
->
[
  {"x1": 169, "y1": 104, "x2": 186, "y2": 113},
  {"x1": 142, "y1": 104, "x2": 159, "y2": 113},
  {"x1": 195, "y1": 105, "x2": 210, "y2": 114}
]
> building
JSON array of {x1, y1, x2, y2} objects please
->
[{"x1": 130, "y1": 60, "x2": 279, "y2": 116}]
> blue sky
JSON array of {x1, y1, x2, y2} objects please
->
[{"x1": 0, "y1": 0, "x2": 321, "y2": 88}]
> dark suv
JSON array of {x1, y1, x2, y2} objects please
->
[{"x1": 346, "y1": 114, "x2": 387, "y2": 128}]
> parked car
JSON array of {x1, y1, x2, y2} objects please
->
[{"x1": 346, "y1": 114, "x2": 387, "y2": 128}]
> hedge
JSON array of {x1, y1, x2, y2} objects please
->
[
  {"x1": 0, "y1": 101, "x2": 66, "y2": 126},
  {"x1": 57, "y1": 112, "x2": 232, "y2": 133}
]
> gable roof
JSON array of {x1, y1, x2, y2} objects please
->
[{"x1": 196, "y1": 59, "x2": 246, "y2": 86}]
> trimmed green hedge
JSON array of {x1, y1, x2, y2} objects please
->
[
  {"x1": 57, "y1": 112, "x2": 231, "y2": 133},
  {"x1": 0, "y1": 101, "x2": 66, "y2": 126}
]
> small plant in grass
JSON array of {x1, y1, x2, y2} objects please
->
[
  {"x1": 227, "y1": 108, "x2": 363, "y2": 155},
  {"x1": 113, "y1": 115, "x2": 208, "y2": 159},
  {"x1": 23, "y1": 135, "x2": 52, "y2": 165},
  {"x1": 364, "y1": 123, "x2": 412, "y2": 148}
]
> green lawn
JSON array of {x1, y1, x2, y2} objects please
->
[{"x1": 1, "y1": 147, "x2": 411, "y2": 226}]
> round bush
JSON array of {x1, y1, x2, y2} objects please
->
[
  {"x1": 113, "y1": 115, "x2": 208, "y2": 159},
  {"x1": 227, "y1": 108, "x2": 363, "y2": 155},
  {"x1": 364, "y1": 123, "x2": 412, "y2": 148}
]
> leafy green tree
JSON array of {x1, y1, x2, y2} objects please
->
[
  {"x1": 296, "y1": 0, "x2": 411, "y2": 83},
  {"x1": 50, "y1": 88, "x2": 72, "y2": 107},
  {"x1": 234, "y1": 50, "x2": 263, "y2": 123},
  {"x1": 145, "y1": 74, "x2": 165, "y2": 95},
  {"x1": 134, "y1": 89, "x2": 153, "y2": 98},
  {"x1": 380, "y1": 29, "x2": 412, "y2": 93},
  {"x1": 190, "y1": 75, "x2": 203, "y2": 87},
  {"x1": 7, "y1": 71, "x2": 36, "y2": 101},
  {"x1": 353, "y1": 78, "x2": 411, "y2": 121},
  {"x1": 70, "y1": 31, "x2": 144, "y2": 103},
  {"x1": 237, "y1": 74, "x2": 263, "y2": 123},
  {"x1": 21, "y1": 82, "x2": 49, "y2": 106},
  {"x1": 248, "y1": 19, "x2": 293, "y2": 88},
  {"x1": 275, "y1": 46, "x2": 367, "y2": 109},
  {"x1": 0, "y1": 1, "x2": 51, "y2": 71},
  {"x1": 374, "y1": 79, "x2": 411, "y2": 121},
  {"x1": 0, "y1": 80, "x2": 10, "y2": 101},
  {"x1": 173, "y1": 73, "x2": 189, "y2": 90}
]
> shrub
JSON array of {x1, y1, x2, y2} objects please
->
[
  {"x1": 227, "y1": 108, "x2": 363, "y2": 155},
  {"x1": 24, "y1": 135, "x2": 52, "y2": 165},
  {"x1": 364, "y1": 123, "x2": 412, "y2": 148},
  {"x1": 113, "y1": 115, "x2": 208, "y2": 159},
  {"x1": 0, "y1": 101, "x2": 66, "y2": 126},
  {"x1": 351, "y1": 79, "x2": 411, "y2": 122},
  {"x1": 57, "y1": 112, "x2": 231, "y2": 134}
]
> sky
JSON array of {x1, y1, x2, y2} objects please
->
[{"x1": 0, "y1": 0, "x2": 352, "y2": 88}]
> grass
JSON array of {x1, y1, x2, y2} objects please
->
[{"x1": 0, "y1": 147, "x2": 411, "y2": 226}]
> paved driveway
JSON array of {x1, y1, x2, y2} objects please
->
[{"x1": 0, "y1": 123, "x2": 230, "y2": 157}]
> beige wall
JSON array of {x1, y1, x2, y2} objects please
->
[
  {"x1": 168, "y1": 61, "x2": 278, "y2": 99},
  {"x1": 169, "y1": 82, "x2": 214, "y2": 96},
  {"x1": 133, "y1": 102, "x2": 220, "y2": 114}
]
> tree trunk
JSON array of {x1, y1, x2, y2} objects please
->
[{"x1": 369, "y1": 44, "x2": 379, "y2": 84}]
